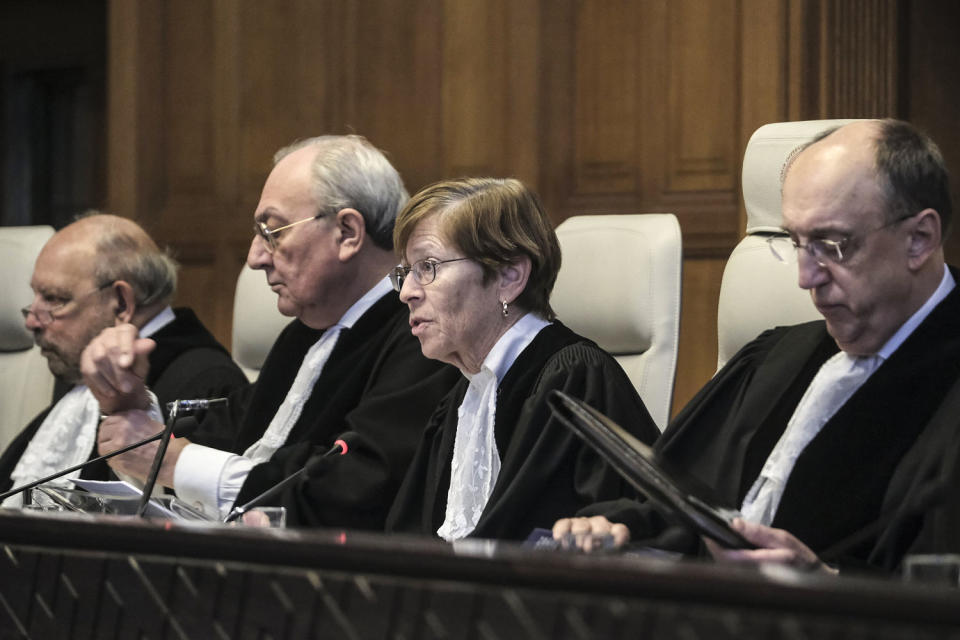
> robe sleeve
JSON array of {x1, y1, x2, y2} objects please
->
[
  {"x1": 572, "y1": 328, "x2": 790, "y2": 547},
  {"x1": 185, "y1": 319, "x2": 312, "y2": 454},
  {"x1": 474, "y1": 342, "x2": 661, "y2": 540},
  {"x1": 235, "y1": 320, "x2": 459, "y2": 530},
  {"x1": 867, "y1": 375, "x2": 960, "y2": 572}
]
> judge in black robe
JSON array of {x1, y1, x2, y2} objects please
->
[
  {"x1": 386, "y1": 321, "x2": 659, "y2": 540},
  {"x1": 383, "y1": 177, "x2": 660, "y2": 543},
  {"x1": 195, "y1": 290, "x2": 460, "y2": 529},
  {"x1": 84, "y1": 136, "x2": 461, "y2": 531},
  {"x1": 0, "y1": 307, "x2": 246, "y2": 492},
  {"x1": 585, "y1": 273, "x2": 960, "y2": 571},
  {"x1": 567, "y1": 118, "x2": 960, "y2": 573}
]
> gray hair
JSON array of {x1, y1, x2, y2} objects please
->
[
  {"x1": 77, "y1": 212, "x2": 179, "y2": 307},
  {"x1": 273, "y1": 135, "x2": 409, "y2": 250}
]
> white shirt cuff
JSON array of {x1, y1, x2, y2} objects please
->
[{"x1": 173, "y1": 443, "x2": 253, "y2": 520}]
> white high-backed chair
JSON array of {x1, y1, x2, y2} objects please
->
[
  {"x1": 232, "y1": 265, "x2": 291, "y2": 382},
  {"x1": 552, "y1": 214, "x2": 682, "y2": 431},
  {"x1": 716, "y1": 119, "x2": 861, "y2": 369},
  {"x1": 0, "y1": 225, "x2": 56, "y2": 451}
]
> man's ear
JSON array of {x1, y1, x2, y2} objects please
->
[
  {"x1": 335, "y1": 208, "x2": 367, "y2": 261},
  {"x1": 906, "y1": 208, "x2": 942, "y2": 270},
  {"x1": 112, "y1": 281, "x2": 137, "y2": 324},
  {"x1": 498, "y1": 255, "x2": 532, "y2": 306}
]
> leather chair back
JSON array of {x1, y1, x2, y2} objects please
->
[
  {"x1": 717, "y1": 120, "x2": 861, "y2": 369},
  {"x1": 553, "y1": 214, "x2": 682, "y2": 431},
  {"x1": 0, "y1": 225, "x2": 56, "y2": 450},
  {"x1": 232, "y1": 265, "x2": 291, "y2": 381}
]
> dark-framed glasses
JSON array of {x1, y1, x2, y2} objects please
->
[
  {"x1": 253, "y1": 213, "x2": 323, "y2": 254},
  {"x1": 21, "y1": 282, "x2": 113, "y2": 327},
  {"x1": 767, "y1": 211, "x2": 919, "y2": 267},
  {"x1": 389, "y1": 258, "x2": 471, "y2": 292}
]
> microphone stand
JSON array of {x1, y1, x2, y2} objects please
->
[
  {"x1": 135, "y1": 402, "x2": 180, "y2": 517},
  {"x1": 134, "y1": 397, "x2": 227, "y2": 517},
  {"x1": 223, "y1": 438, "x2": 349, "y2": 523},
  {"x1": 0, "y1": 428, "x2": 181, "y2": 503}
]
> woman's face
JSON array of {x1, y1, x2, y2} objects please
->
[{"x1": 399, "y1": 215, "x2": 506, "y2": 373}]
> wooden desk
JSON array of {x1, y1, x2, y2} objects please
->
[{"x1": 1, "y1": 510, "x2": 958, "y2": 639}]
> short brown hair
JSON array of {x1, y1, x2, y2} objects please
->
[{"x1": 394, "y1": 178, "x2": 561, "y2": 319}]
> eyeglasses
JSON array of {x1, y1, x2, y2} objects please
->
[
  {"x1": 21, "y1": 282, "x2": 113, "y2": 327},
  {"x1": 767, "y1": 212, "x2": 919, "y2": 267},
  {"x1": 389, "y1": 258, "x2": 471, "y2": 292},
  {"x1": 253, "y1": 213, "x2": 323, "y2": 254}
]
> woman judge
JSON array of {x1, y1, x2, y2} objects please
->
[{"x1": 384, "y1": 177, "x2": 660, "y2": 541}]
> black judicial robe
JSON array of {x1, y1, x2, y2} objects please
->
[
  {"x1": 0, "y1": 308, "x2": 247, "y2": 492},
  {"x1": 208, "y1": 292, "x2": 460, "y2": 529},
  {"x1": 587, "y1": 270, "x2": 960, "y2": 571},
  {"x1": 385, "y1": 321, "x2": 660, "y2": 541}
]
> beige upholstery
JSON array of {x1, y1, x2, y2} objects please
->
[
  {"x1": 552, "y1": 214, "x2": 682, "y2": 431},
  {"x1": 0, "y1": 225, "x2": 56, "y2": 451},
  {"x1": 231, "y1": 265, "x2": 291, "y2": 382},
  {"x1": 716, "y1": 119, "x2": 861, "y2": 369}
]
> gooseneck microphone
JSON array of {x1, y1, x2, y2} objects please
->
[
  {"x1": 165, "y1": 398, "x2": 229, "y2": 414},
  {"x1": 0, "y1": 420, "x2": 198, "y2": 503},
  {"x1": 222, "y1": 433, "x2": 353, "y2": 524},
  {"x1": 135, "y1": 398, "x2": 228, "y2": 517}
]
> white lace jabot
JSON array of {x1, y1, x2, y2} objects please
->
[
  {"x1": 2, "y1": 307, "x2": 177, "y2": 509},
  {"x1": 240, "y1": 278, "x2": 392, "y2": 465},
  {"x1": 3, "y1": 385, "x2": 101, "y2": 508},
  {"x1": 437, "y1": 313, "x2": 549, "y2": 541}
]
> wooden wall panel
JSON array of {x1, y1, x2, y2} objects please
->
[
  {"x1": 540, "y1": 0, "x2": 743, "y2": 256},
  {"x1": 572, "y1": 1, "x2": 642, "y2": 196},
  {"x1": 106, "y1": 0, "x2": 916, "y2": 421},
  {"x1": 673, "y1": 257, "x2": 725, "y2": 414},
  {"x1": 822, "y1": 0, "x2": 899, "y2": 116},
  {"x1": 666, "y1": 0, "x2": 738, "y2": 194},
  {"x1": 164, "y1": 2, "x2": 215, "y2": 203},
  {"x1": 442, "y1": 0, "x2": 509, "y2": 178},
  {"x1": 235, "y1": 1, "x2": 328, "y2": 203},
  {"x1": 331, "y1": 0, "x2": 444, "y2": 192}
]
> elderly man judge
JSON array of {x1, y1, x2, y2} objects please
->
[
  {"x1": 555, "y1": 119, "x2": 960, "y2": 573},
  {"x1": 83, "y1": 135, "x2": 459, "y2": 528},
  {"x1": 0, "y1": 213, "x2": 246, "y2": 507}
]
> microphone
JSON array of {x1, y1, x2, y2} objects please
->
[
  {"x1": 165, "y1": 397, "x2": 228, "y2": 414},
  {"x1": 0, "y1": 420, "x2": 198, "y2": 503},
  {"x1": 222, "y1": 433, "x2": 353, "y2": 524},
  {"x1": 136, "y1": 397, "x2": 229, "y2": 517},
  {"x1": 819, "y1": 482, "x2": 946, "y2": 563}
]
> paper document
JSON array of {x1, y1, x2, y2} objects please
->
[{"x1": 69, "y1": 478, "x2": 177, "y2": 519}]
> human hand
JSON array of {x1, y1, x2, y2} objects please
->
[
  {"x1": 81, "y1": 324, "x2": 156, "y2": 413},
  {"x1": 552, "y1": 515, "x2": 631, "y2": 553},
  {"x1": 97, "y1": 410, "x2": 186, "y2": 487},
  {"x1": 704, "y1": 518, "x2": 838, "y2": 575}
]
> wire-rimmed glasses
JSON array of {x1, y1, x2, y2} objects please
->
[
  {"x1": 21, "y1": 282, "x2": 113, "y2": 327},
  {"x1": 389, "y1": 258, "x2": 471, "y2": 292},
  {"x1": 253, "y1": 213, "x2": 323, "y2": 253},
  {"x1": 767, "y1": 212, "x2": 919, "y2": 267}
]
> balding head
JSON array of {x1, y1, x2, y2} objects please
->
[
  {"x1": 790, "y1": 119, "x2": 952, "y2": 239},
  {"x1": 69, "y1": 212, "x2": 179, "y2": 311},
  {"x1": 780, "y1": 119, "x2": 948, "y2": 356}
]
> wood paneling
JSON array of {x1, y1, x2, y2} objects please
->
[
  {"x1": 672, "y1": 256, "x2": 726, "y2": 415},
  {"x1": 823, "y1": 0, "x2": 899, "y2": 116},
  {"x1": 666, "y1": 0, "x2": 738, "y2": 194},
  {"x1": 106, "y1": 0, "x2": 922, "y2": 422}
]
